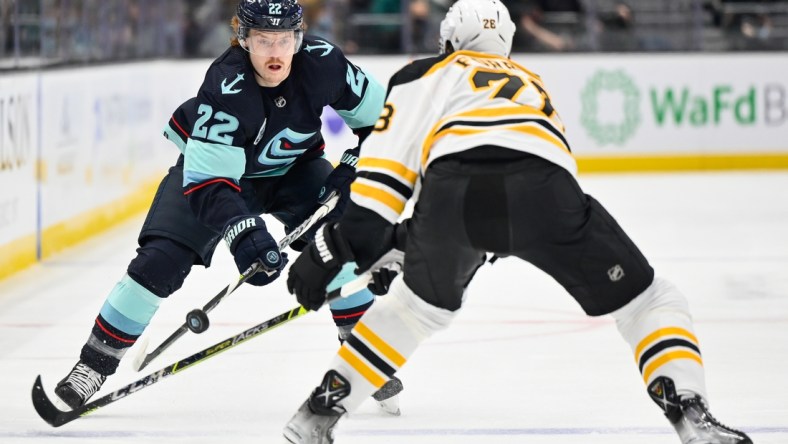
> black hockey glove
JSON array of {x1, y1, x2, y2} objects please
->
[
  {"x1": 224, "y1": 216, "x2": 288, "y2": 286},
  {"x1": 289, "y1": 148, "x2": 358, "y2": 252},
  {"x1": 368, "y1": 268, "x2": 399, "y2": 295},
  {"x1": 287, "y1": 223, "x2": 354, "y2": 311},
  {"x1": 360, "y1": 219, "x2": 409, "y2": 294},
  {"x1": 319, "y1": 147, "x2": 358, "y2": 224}
]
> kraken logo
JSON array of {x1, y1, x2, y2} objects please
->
[{"x1": 257, "y1": 127, "x2": 315, "y2": 167}]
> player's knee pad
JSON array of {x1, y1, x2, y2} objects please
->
[
  {"x1": 356, "y1": 275, "x2": 456, "y2": 354},
  {"x1": 381, "y1": 275, "x2": 457, "y2": 336},
  {"x1": 127, "y1": 237, "x2": 198, "y2": 298},
  {"x1": 610, "y1": 277, "x2": 691, "y2": 329}
]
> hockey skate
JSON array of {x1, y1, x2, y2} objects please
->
[
  {"x1": 283, "y1": 371, "x2": 349, "y2": 444},
  {"x1": 54, "y1": 361, "x2": 106, "y2": 410},
  {"x1": 649, "y1": 377, "x2": 752, "y2": 444},
  {"x1": 283, "y1": 399, "x2": 345, "y2": 444},
  {"x1": 372, "y1": 376, "x2": 403, "y2": 415}
]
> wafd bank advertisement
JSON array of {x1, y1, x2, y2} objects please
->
[
  {"x1": 511, "y1": 53, "x2": 788, "y2": 157},
  {"x1": 320, "y1": 53, "x2": 788, "y2": 168}
]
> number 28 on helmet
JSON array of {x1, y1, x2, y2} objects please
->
[{"x1": 439, "y1": 0, "x2": 515, "y2": 57}]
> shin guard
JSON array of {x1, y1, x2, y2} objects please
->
[
  {"x1": 80, "y1": 274, "x2": 163, "y2": 375},
  {"x1": 611, "y1": 277, "x2": 707, "y2": 401},
  {"x1": 327, "y1": 276, "x2": 456, "y2": 412}
]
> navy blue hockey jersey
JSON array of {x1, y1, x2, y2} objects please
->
[{"x1": 162, "y1": 37, "x2": 384, "y2": 232}]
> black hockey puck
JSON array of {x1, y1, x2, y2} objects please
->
[{"x1": 186, "y1": 309, "x2": 210, "y2": 334}]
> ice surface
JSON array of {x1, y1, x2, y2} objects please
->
[{"x1": 1, "y1": 172, "x2": 787, "y2": 443}]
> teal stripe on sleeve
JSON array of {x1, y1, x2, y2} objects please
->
[
  {"x1": 163, "y1": 126, "x2": 187, "y2": 153},
  {"x1": 184, "y1": 170, "x2": 229, "y2": 187},
  {"x1": 184, "y1": 138, "x2": 246, "y2": 184},
  {"x1": 337, "y1": 73, "x2": 386, "y2": 129},
  {"x1": 106, "y1": 274, "x2": 164, "y2": 326}
]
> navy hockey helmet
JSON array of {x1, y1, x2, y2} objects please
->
[{"x1": 236, "y1": 0, "x2": 304, "y2": 55}]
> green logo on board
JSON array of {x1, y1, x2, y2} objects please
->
[{"x1": 581, "y1": 70, "x2": 640, "y2": 146}]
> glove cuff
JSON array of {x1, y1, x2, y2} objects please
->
[
  {"x1": 315, "y1": 223, "x2": 354, "y2": 266},
  {"x1": 339, "y1": 146, "x2": 359, "y2": 169},
  {"x1": 223, "y1": 216, "x2": 266, "y2": 253}
]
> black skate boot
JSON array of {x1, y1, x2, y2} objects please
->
[
  {"x1": 283, "y1": 370, "x2": 349, "y2": 444},
  {"x1": 648, "y1": 376, "x2": 752, "y2": 444},
  {"x1": 54, "y1": 361, "x2": 106, "y2": 410}
]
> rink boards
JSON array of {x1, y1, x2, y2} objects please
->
[{"x1": 1, "y1": 53, "x2": 787, "y2": 280}]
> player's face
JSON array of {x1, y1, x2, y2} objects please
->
[{"x1": 245, "y1": 30, "x2": 295, "y2": 87}]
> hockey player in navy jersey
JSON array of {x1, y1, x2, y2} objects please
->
[
  {"x1": 53, "y1": 0, "x2": 402, "y2": 414},
  {"x1": 282, "y1": 0, "x2": 752, "y2": 442}
]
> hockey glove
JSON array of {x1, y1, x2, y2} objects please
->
[
  {"x1": 368, "y1": 268, "x2": 399, "y2": 295},
  {"x1": 362, "y1": 220, "x2": 408, "y2": 295},
  {"x1": 287, "y1": 223, "x2": 354, "y2": 311},
  {"x1": 319, "y1": 146, "x2": 358, "y2": 224},
  {"x1": 224, "y1": 216, "x2": 288, "y2": 286}
]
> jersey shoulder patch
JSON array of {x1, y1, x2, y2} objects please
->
[
  {"x1": 202, "y1": 46, "x2": 253, "y2": 98},
  {"x1": 301, "y1": 36, "x2": 338, "y2": 58},
  {"x1": 296, "y1": 36, "x2": 354, "y2": 101},
  {"x1": 298, "y1": 36, "x2": 347, "y2": 75}
]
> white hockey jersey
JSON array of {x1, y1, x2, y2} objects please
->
[{"x1": 350, "y1": 50, "x2": 577, "y2": 224}]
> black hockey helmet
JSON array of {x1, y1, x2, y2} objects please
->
[{"x1": 236, "y1": 0, "x2": 304, "y2": 54}]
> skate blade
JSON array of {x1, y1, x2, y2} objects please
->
[{"x1": 377, "y1": 395, "x2": 401, "y2": 416}]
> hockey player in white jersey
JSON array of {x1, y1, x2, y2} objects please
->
[{"x1": 281, "y1": 0, "x2": 753, "y2": 442}]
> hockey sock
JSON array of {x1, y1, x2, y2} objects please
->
[
  {"x1": 323, "y1": 275, "x2": 456, "y2": 412},
  {"x1": 610, "y1": 277, "x2": 707, "y2": 402},
  {"x1": 327, "y1": 262, "x2": 376, "y2": 341},
  {"x1": 329, "y1": 291, "x2": 374, "y2": 342},
  {"x1": 80, "y1": 274, "x2": 163, "y2": 375}
]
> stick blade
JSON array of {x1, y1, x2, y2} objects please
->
[{"x1": 31, "y1": 375, "x2": 73, "y2": 427}]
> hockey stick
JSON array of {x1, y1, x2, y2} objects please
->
[
  {"x1": 132, "y1": 193, "x2": 340, "y2": 372},
  {"x1": 32, "y1": 305, "x2": 309, "y2": 427},
  {"x1": 31, "y1": 276, "x2": 371, "y2": 428}
]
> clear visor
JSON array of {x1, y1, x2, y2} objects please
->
[{"x1": 242, "y1": 30, "x2": 299, "y2": 57}]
